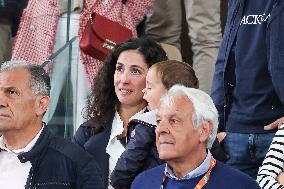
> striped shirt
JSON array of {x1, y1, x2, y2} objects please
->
[{"x1": 257, "y1": 125, "x2": 284, "y2": 189}]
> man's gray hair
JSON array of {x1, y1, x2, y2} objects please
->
[
  {"x1": 160, "y1": 85, "x2": 218, "y2": 149},
  {"x1": 0, "y1": 61, "x2": 50, "y2": 96}
]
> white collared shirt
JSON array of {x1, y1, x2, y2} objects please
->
[
  {"x1": 0, "y1": 127, "x2": 44, "y2": 189},
  {"x1": 165, "y1": 150, "x2": 212, "y2": 180},
  {"x1": 106, "y1": 108, "x2": 145, "y2": 181}
]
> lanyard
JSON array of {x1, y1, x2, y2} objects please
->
[{"x1": 160, "y1": 157, "x2": 216, "y2": 189}]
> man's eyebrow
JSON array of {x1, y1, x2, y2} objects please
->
[
  {"x1": 169, "y1": 114, "x2": 179, "y2": 119},
  {"x1": 0, "y1": 86, "x2": 16, "y2": 90},
  {"x1": 0, "y1": 86, "x2": 20, "y2": 92}
]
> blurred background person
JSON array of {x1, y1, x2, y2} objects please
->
[
  {"x1": 144, "y1": 0, "x2": 222, "y2": 94},
  {"x1": 211, "y1": 0, "x2": 284, "y2": 179}
]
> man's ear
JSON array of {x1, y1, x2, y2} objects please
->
[
  {"x1": 35, "y1": 96, "x2": 50, "y2": 116},
  {"x1": 199, "y1": 121, "x2": 213, "y2": 144}
]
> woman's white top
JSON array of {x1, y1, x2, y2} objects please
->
[{"x1": 106, "y1": 108, "x2": 145, "y2": 181}]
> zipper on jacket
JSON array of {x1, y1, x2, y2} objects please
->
[
  {"x1": 33, "y1": 182, "x2": 72, "y2": 189},
  {"x1": 27, "y1": 167, "x2": 35, "y2": 189}
]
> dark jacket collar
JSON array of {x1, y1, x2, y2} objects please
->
[{"x1": 18, "y1": 124, "x2": 52, "y2": 163}]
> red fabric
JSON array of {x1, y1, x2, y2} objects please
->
[
  {"x1": 79, "y1": 13, "x2": 133, "y2": 61},
  {"x1": 11, "y1": 0, "x2": 60, "y2": 65},
  {"x1": 79, "y1": 0, "x2": 154, "y2": 86},
  {"x1": 12, "y1": 0, "x2": 154, "y2": 86}
]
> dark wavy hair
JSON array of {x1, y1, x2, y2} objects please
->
[{"x1": 86, "y1": 37, "x2": 168, "y2": 130}]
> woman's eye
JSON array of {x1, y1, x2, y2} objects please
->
[
  {"x1": 116, "y1": 67, "x2": 123, "y2": 72},
  {"x1": 131, "y1": 69, "x2": 142, "y2": 75}
]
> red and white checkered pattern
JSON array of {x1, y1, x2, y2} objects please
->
[
  {"x1": 80, "y1": 0, "x2": 154, "y2": 86},
  {"x1": 12, "y1": 0, "x2": 60, "y2": 65},
  {"x1": 12, "y1": 0, "x2": 153, "y2": 86}
]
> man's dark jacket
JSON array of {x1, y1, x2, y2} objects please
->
[{"x1": 19, "y1": 126, "x2": 105, "y2": 189}]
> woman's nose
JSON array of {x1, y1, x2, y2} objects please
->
[{"x1": 120, "y1": 71, "x2": 130, "y2": 83}]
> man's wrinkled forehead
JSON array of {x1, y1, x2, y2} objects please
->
[{"x1": 0, "y1": 69, "x2": 31, "y2": 88}]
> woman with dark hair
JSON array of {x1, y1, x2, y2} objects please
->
[{"x1": 73, "y1": 37, "x2": 168, "y2": 188}]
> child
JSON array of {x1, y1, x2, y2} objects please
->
[{"x1": 110, "y1": 60, "x2": 199, "y2": 189}]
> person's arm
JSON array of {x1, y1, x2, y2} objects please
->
[
  {"x1": 257, "y1": 127, "x2": 284, "y2": 189},
  {"x1": 264, "y1": 7, "x2": 284, "y2": 131},
  {"x1": 124, "y1": 0, "x2": 154, "y2": 26},
  {"x1": 110, "y1": 124, "x2": 156, "y2": 189},
  {"x1": 211, "y1": 0, "x2": 238, "y2": 133},
  {"x1": 211, "y1": 49, "x2": 226, "y2": 132}
]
